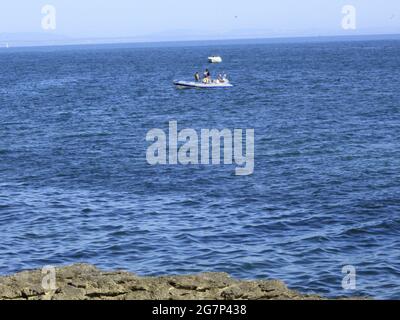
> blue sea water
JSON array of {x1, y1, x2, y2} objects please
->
[{"x1": 0, "y1": 39, "x2": 399, "y2": 299}]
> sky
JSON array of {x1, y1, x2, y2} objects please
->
[{"x1": 0, "y1": 0, "x2": 399, "y2": 43}]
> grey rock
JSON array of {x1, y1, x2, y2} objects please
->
[{"x1": 0, "y1": 264, "x2": 340, "y2": 300}]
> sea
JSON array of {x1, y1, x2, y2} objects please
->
[{"x1": 0, "y1": 36, "x2": 399, "y2": 299}]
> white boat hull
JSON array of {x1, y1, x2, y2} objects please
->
[
  {"x1": 208, "y1": 56, "x2": 222, "y2": 63},
  {"x1": 174, "y1": 81, "x2": 233, "y2": 89}
]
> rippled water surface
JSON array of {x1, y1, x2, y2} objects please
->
[{"x1": 1, "y1": 40, "x2": 399, "y2": 299}]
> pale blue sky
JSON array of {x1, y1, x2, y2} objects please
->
[{"x1": 0, "y1": 0, "x2": 399, "y2": 40}]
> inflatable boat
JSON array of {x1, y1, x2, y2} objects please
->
[{"x1": 174, "y1": 80, "x2": 233, "y2": 89}]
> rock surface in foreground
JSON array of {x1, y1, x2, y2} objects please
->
[{"x1": 0, "y1": 264, "x2": 323, "y2": 300}]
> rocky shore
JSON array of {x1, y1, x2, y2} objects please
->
[{"x1": 0, "y1": 264, "x2": 326, "y2": 300}]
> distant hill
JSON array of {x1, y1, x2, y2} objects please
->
[
  {"x1": 0, "y1": 33, "x2": 70, "y2": 47},
  {"x1": 0, "y1": 31, "x2": 399, "y2": 48}
]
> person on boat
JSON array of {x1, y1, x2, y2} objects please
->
[
  {"x1": 203, "y1": 69, "x2": 211, "y2": 83},
  {"x1": 194, "y1": 72, "x2": 200, "y2": 82},
  {"x1": 217, "y1": 74, "x2": 225, "y2": 83}
]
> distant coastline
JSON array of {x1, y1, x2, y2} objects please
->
[{"x1": 1, "y1": 32, "x2": 400, "y2": 50}]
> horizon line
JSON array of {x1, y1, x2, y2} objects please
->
[{"x1": 2, "y1": 32, "x2": 400, "y2": 49}]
